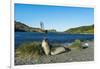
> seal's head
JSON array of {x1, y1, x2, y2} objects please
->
[{"x1": 44, "y1": 37, "x2": 48, "y2": 42}]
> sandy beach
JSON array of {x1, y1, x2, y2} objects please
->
[{"x1": 15, "y1": 41, "x2": 94, "y2": 65}]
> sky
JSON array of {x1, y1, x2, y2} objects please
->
[{"x1": 15, "y1": 3, "x2": 94, "y2": 32}]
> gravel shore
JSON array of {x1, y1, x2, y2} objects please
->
[{"x1": 15, "y1": 41, "x2": 94, "y2": 65}]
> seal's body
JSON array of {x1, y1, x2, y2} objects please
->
[{"x1": 42, "y1": 39, "x2": 50, "y2": 55}]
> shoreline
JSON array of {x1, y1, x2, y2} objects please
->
[
  {"x1": 15, "y1": 41, "x2": 94, "y2": 65},
  {"x1": 15, "y1": 31, "x2": 94, "y2": 34}
]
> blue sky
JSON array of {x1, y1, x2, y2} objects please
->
[{"x1": 15, "y1": 3, "x2": 94, "y2": 31}]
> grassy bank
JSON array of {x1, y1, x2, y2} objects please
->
[
  {"x1": 15, "y1": 41, "x2": 62, "y2": 64},
  {"x1": 15, "y1": 39, "x2": 93, "y2": 65},
  {"x1": 15, "y1": 41, "x2": 43, "y2": 64}
]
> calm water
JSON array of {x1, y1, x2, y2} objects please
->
[{"x1": 15, "y1": 32, "x2": 94, "y2": 47}]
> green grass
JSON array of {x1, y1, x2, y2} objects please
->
[
  {"x1": 15, "y1": 41, "x2": 43, "y2": 60},
  {"x1": 69, "y1": 39, "x2": 82, "y2": 49}
]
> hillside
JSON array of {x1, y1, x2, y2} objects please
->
[
  {"x1": 15, "y1": 21, "x2": 43, "y2": 32},
  {"x1": 65, "y1": 25, "x2": 94, "y2": 34},
  {"x1": 15, "y1": 21, "x2": 57, "y2": 32},
  {"x1": 15, "y1": 21, "x2": 93, "y2": 33}
]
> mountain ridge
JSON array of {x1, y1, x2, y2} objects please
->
[{"x1": 65, "y1": 24, "x2": 94, "y2": 34}]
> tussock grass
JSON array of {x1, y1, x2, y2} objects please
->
[
  {"x1": 15, "y1": 41, "x2": 43, "y2": 60},
  {"x1": 69, "y1": 39, "x2": 82, "y2": 49}
]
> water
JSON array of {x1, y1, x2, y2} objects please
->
[{"x1": 15, "y1": 32, "x2": 94, "y2": 47}]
